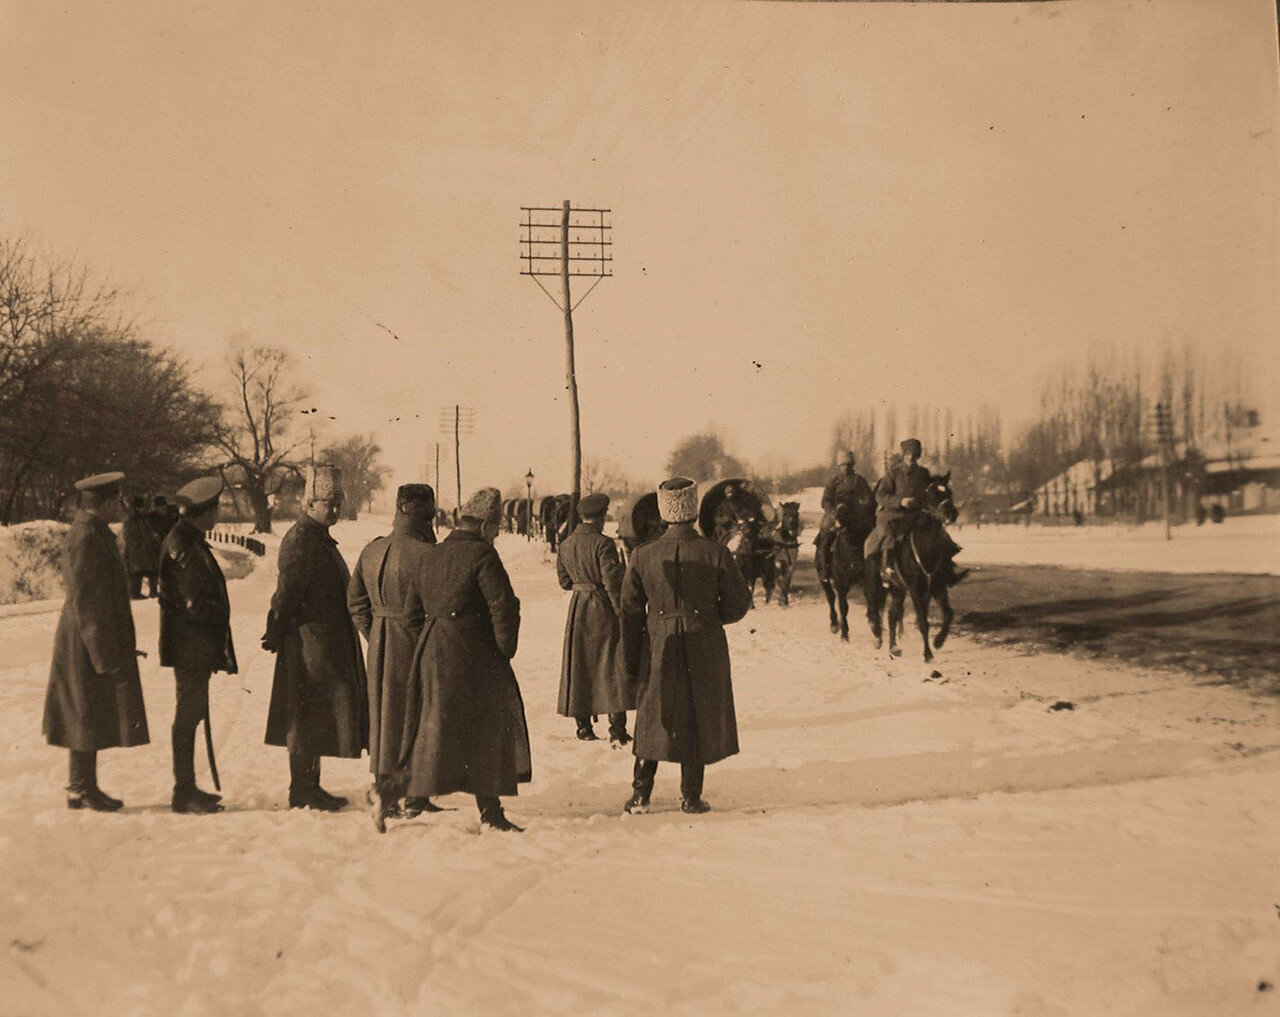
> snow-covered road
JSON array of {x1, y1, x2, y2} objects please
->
[{"x1": 1, "y1": 519, "x2": 1276, "y2": 1016}]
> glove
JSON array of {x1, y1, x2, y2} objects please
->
[
  {"x1": 900, "y1": 497, "x2": 917, "y2": 509},
  {"x1": 260, "y1": 630, "x2": 280, "y2": 653}
]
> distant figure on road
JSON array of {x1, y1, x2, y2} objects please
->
[
  {"x1": 43, "y1": 471, "x2": 149, "y2": 811},
  {"x1": 261, "y1": 464, "x2": 367, "y2": 811},
  {"x1": 122, "y1": 495, "x2": 161, "y2": 599},
  {"x1": 556, "y1": 492, "x2": 634, "y2": 746},
  {"x1": 348, "y1": 483, "x2": 441, "y2": 833},
  {"x1": 620, "y1": 477, "x2": 752, "y2": 815}
]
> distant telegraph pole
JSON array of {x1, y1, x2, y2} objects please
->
[
  {"x1": 1153, "y1": 400, "x2": 1175, "y2": 541},
  {"x1": 438, "y1": 405, "x2": 474, "y2": 511},
  {"x1": 520, "y1": 200, "x2": 612, "y2": 532}
]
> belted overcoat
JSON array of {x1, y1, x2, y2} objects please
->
[
  {"x1": 555, "y1": 522, "x2": 634, "y2": 717},
  {"x1": 403, "y1": 527, "x2": 531, "y2": 799},
  {"x1": 263, "y1": 515, "x2": 367, "y2": 758},
  {"x1": 347, "y1": 515, "x2": 435, "y2": 778},
  {"x1": 864, "y1": 462, "x2": 932, "y2": 557},
  {"x1": 43, "y1": 512, "x2": 150, "y2": 751},
  {"x1": 621, "y1": 522, "x2": 752, "y2": 765}
]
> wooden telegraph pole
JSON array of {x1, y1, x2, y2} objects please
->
[
  {"x1": 437, "y1": 405, "x2": 473, "y2": 515},
  {"x1": 521, "y1": 201, "x2": 612, "y2": 533}
]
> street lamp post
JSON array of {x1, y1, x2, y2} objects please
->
[{"x1": 525, "y1": 469, "x2": 534, "y2": 542}]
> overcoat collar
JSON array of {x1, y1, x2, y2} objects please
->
[
  {"x1": 296, "y1": 513, "x2": 337, "y2": 543},
  {"x1": 659, "y1": 521, "x2": 699, "y2": 542},
  {"x1": 572, "y1": 521, "x2": 603, "y2": 537},
  {"x1": 444, "y1": 527, "x2": 486, "y2": 545},
  {"x1": 391, "y1": 513, "x2": 435, "y2": 542}
]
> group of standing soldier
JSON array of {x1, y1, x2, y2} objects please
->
[{"x1": 42, "y1": 462, "x2": 755, "y2": 831}]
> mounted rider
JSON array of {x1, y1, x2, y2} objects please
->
[
  {"x1": 814, "y1": 449, "x2": 874, "y2": 577},
  {"x1": 864, "y1": 438, "x2": 966, "y2": 587}
]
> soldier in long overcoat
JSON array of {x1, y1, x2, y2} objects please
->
[
  {"x1": 403, "y1": 488, "x2": 530, "y2": 832},
  {"x1": 621, "y1": 477, "x2": 752, "y2": 815},
  {"x1": 122, "y1": 496, "x2": 161, "y2": 598},
  {"x1": 158, "y1": 477, "x2": 236, "y2": 815},
  {"x1": 864, "y1": 438, "x2": 964, "y2": 585},
  {"x1": 347, "y1": 483, "x2": 441, "y2": 832},
  {"x1": 261, "y1": 465, "x2": 367, "y2": 810},
  {"x1": 556, "y1": 492, "x2": 634, "y2": 744},
  {"x1": 43, "y1": 472, "x2": 149, "y2": 811}
]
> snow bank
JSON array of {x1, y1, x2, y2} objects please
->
[{"x1": 0, "y1": 520, "x2": 69, "y2": 605}]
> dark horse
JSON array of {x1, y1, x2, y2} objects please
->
[
  {"x1": 867, "y1": 473, "x2": 958, "y2": 662},
  {"x1": 770, "y1": 501, "x2": 802, "y2": 607},
  {"x1": 725, "y1": 517, "x2": 776, "y2": 608},
  {"x1": 818, "y1": 500, "x2": 876, "y2": 641}
]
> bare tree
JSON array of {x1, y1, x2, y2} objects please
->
[
  {"x1": 212, "y1": 347, "x2": 304, "y2": 533},
  {"x1": 321, "y1": 433, "x2": 391, "y2": 520}
]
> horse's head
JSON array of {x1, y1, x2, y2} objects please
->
[
  {"x1": 925, "y1": 472, "x2": 958, "y2": 524},
  {"x1": 779, "y1": 501, "x2": 801, "y2": 539}
]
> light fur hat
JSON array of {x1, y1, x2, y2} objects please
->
[
  {"x1": 305, "y1": 464, "x2": 343, "y2": 502},
  {"x1": 461, "y1": 486, "x2": 503, "y2": 525},
  {"x1": 657, "y1": 477, "x2": 698, "y2": 523}
]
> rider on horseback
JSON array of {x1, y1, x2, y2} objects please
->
[
  {"x1": 814, "y1": 449, "x2": 874, "y2": 578},
  {"x1": 864, "y1": 438, "x2": 967, "y2": 588}
]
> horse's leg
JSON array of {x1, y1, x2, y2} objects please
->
[
  {"x1": 887, "y1": 588, "x2": 905, "y2": 657},
  {"x1": 912, "y1": 581, "x2": 933, "y2": 663},
  {"x1": 862, "y1": 553, "x2": 883, "y2": 648},
  {"x1": 838, "y1": 582, "x2": 849, "y2": 642},
  {"x1": 821, "y1": 580, "x2": 839, "y2": 634},
  {"x1": 933, "y1": 585, "x2": 954, "y2": 650}
]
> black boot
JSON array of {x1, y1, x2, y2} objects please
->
[
  {"x1": 403, "y1": 796, "x2": 444, "y2": 817},
  {"x1": 574, "y1": 717, "x2": 599, "y2": 741},
  {"x1": 172, "y1": 785, "x2": 223, "y2": 814},
  {"x1": 288, "y1": 754, "x2": 344, "y2": 811},
  {"x1": 680, "y1": 762, "x2": 710, "y2": 814},
  {"x1": 67, "y1": 750, "x2": 123, "y2": 812},
  {"x1": 607, "y1": 713, "x2": 630, "y2": 748},
  {"x1": 625, "y1": 759, "x2": 657, "y2": 814},
  {"x1": 476, "y1": 795, "x2": 523, "y2": 832}
]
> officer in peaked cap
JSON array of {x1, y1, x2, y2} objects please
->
[
  {"x1": 157, "y1": 477, "x2": 236, "y2": 814},
  {"x1": 43, "y1": 471, "x2": 150, "y2": 811}
]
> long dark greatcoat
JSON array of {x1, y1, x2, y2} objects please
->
[
  {"x1": 263, "y1": 515, "x2": 367, "y2": 758},
  {"x1": 157, "y1": 519, "x2": 238, "y2": 674},
  {"x1": 555, "y1": 522, "x2": 634, "y2": 717},
  {"x1": 864, "y1": 462, "x2": 932, "y2": 557},
  {"x1": 820, "y1": 471, "x2": 874, "y2": 531},
  {"x1": 621, "y1": 522, "x2": 752, "y2": 765},
  {"x1": 403, "y1": 528, "x2": 531, "y2": 799},
  {"x1": 122, "y1": 509, "x2": 160, "y2": 576},
  {"x1": 347, "y1": 516, "x2": 435, "y2": 778},
  {"x1": 43, "y1": 512, "x2": 150, "y2": 751}
]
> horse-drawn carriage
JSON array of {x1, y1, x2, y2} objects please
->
[{"x1": 695, "y1": 479, "x2": 800, "y2": 607}]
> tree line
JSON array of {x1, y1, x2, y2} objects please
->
[{"x1": 0, "y1": 238, "x2": 388, "y2": 531}]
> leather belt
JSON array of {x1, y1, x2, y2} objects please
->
[
  {"x1": 650, "y1": 608, "x2": 705, "y2": 625},
  {"x1": 571, "y1": 582, "x2": 604, "y2": 592},
  {"x1": 371, "y1": 607, "x2": 418, "y2": 620}
]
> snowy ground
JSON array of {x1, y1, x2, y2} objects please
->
[
  {"x1": 1, "y1": 516, "x2": 1277, "y2": 1016},
  {"x1": 951, "y1": 514, "x2": 1280, "y2": 576}
]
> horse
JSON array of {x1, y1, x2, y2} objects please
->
[
  {"x1": 818, "y1": 500, "x2": 876, "y2": 641},
  {"x1": 866, "y1": 473, "x2": 958, "y2": 662},
  {"x1": 725, "y1": 516, "x2": 776, "y2": 609},
  {"x1": 770, "y1": 501, "x2": 802, "y2": 607}
]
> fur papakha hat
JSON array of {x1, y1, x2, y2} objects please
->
[
  {"x1": 460, "y1": 486, "x2": 503, "y2": 525},
  {"x1": 305, "y1": 464, "x2": 343, "y2": 502},
  {"x1": 396, "y1": 483, "x2": 435, "y2": 516},
  {"x1": 657, "y1": 477, "x2": 698, "y2": 523}
]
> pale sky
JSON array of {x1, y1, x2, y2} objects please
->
[{"x1": 1, "y1": 0, "x2": 1276, "y2": 504}]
